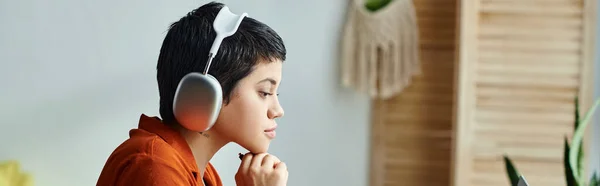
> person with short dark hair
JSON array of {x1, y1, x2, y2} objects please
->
[{"x1": 96, "y1": 2, "x2": 289, "y2": 186}]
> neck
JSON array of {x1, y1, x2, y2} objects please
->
[{"x1": 175, "y1": 126, "x2": 228, "y2": 177}]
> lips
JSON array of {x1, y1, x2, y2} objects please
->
[
  {"x1": 264, "y1": 124, "x2": 277, "y2": 139},
  {"x1": 264, "y1": 124, "x2": 277, "y2": 132}
]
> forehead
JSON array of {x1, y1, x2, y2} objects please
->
[{"x1": 246, "y1": 60, "x2": 283, "y2": 81}]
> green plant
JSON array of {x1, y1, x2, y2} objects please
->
[
  {"x1": 364, "y1": 0, "x2": 393, "y2": 12},
  {"x1": 503, "y1": 97, "x2": 600, "y2": 186}
]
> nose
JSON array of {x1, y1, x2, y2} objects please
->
[{"x1": 268, "y1": 101, "x2": 284, "y2": 119}]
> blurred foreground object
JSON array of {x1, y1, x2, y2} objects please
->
[{"x1": 0, "y1": 160, "x2": 33, "y2": 186}]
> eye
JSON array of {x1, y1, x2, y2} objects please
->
[{"x1": 259, "y1": 91, "x2": 273, "y2": 98}]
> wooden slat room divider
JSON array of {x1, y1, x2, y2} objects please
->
[
  {"x1": 452, "y1": 0, "x2": 596, "y2": 186},
  {"x1": 369, "y1": 0, "x2": 458, "y2": 185},
  {"x1": 368, "y1": 0, "x2": 596, "y2": 185}
]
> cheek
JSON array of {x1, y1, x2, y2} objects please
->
[
  {"x1": 215, "y1": 92, "x2": 266, "y2": 138},
  {"x1": 232, "y1": 96, "x2": 264, "y2": 128}
]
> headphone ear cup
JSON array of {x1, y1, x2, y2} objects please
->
[{"x1": 173, "y1": 72, "x2": 223, "y2": 132}]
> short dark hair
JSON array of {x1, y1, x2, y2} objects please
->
[{"x1": 156, "y1": 2, "x2": 286, "y2": 124}]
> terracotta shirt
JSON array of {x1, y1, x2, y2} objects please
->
[{"x1": 96, "y1": 114, "x2": 222, "y2": 186}]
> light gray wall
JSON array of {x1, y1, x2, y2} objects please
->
[{"x1": 0, "y1": 0, "x2": 371, "y2": 186}]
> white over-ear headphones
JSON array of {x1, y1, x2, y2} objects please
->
[{"x1": 172, "y1": 6, "x2": 248, "y2": 132}]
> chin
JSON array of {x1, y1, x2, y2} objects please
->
[{"x1": 244, "y1": 140, "x2": 271, "y2": 154}]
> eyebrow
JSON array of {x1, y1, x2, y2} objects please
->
[{"x1": 257, "y1": 78, "x2": 277, "y2": 85}]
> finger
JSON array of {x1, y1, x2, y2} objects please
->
[
  {"x1": 274, "y1": 161, "x2": 287, "y2": 172},
  {"x1": 261, "y1": 154, "x2": 276, "y2": 169},
  {"x1": 276, "y1": 162, "x2": 288, "y2": 180},
  {"x1": 250, "y1": 153, "x2": 268, "y2": 172},
  {"x1": 274, "y1": 161, "x2": 288, "y2": 179},
  {"x1": 238, "y1": 153, "x2": 253, "y2": 174},
  {"x1": 269, "y1": 155, "x2": 281, "y2": 164}
]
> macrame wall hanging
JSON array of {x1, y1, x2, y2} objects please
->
[{"x1": 340, "y1": 0, "x2": 420, "y2": 100}]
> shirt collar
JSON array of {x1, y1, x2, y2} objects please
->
[{"x1": 135, "y1": 114, "x2": 200, "y2": 176}]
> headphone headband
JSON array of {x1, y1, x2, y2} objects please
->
[{"x1": 202, "y1": 6, "x2": 248, "y2": 75}]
